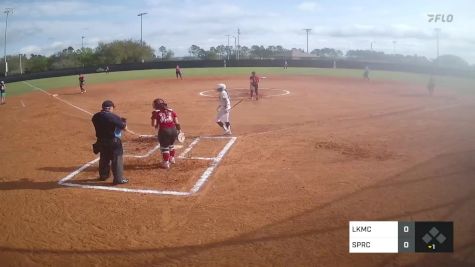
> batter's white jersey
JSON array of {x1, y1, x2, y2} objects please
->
[
  {"x1": 219, "y1": 90, "x2": 231, "y2": 109},
  {"x1": 216, "y1": 90, "x2": 231, "y2": 122}
]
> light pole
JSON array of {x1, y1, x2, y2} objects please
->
[
  {"x1": 233, "y1": 36, "x2": 237, "y2": 59},
  {"x1": 3, "y1": 8, "x2": 13, "y2": 77},
  {"x1": 81, "y1": 36, "x2": 85, "y2": 50},
  {"x1": 225, "y1": 34, "x2": 230, "y2": 60},
  {"x1": 434, "y1": 28, "x2": 441, "y2": 60},
  {"x1": 137, "y1": 12, "x2": 147, "y2": 46},
  {"x1": 237, "y1": 28, "x2": 240, "y2": 60},
  {"x1": 303, "y1": 28, "x2": 311, "y2": 53},
  {"x1": 392, "y1": 40, "x2": 397, "y2": 54},
  {"x1": 19, "y1": 54, "x2": 22, "y2": 75}
]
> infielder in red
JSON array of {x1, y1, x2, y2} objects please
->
[
  {"x1": 79, "y1": 74, "x2": 86, "y2": 93},
  {"x1": 151, "y1": 98, "x2": 181, "y2": 169},
  {"x1": 249, "y1": 71, "x2": 260, "y2": 100}
]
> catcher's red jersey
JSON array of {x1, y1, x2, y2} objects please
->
[{"x1": 151, "y1": 109, "x2": 177, "y2": 128}]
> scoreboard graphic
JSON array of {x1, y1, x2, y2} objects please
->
[{"x1": 349, "y1": 221, "x2": 453, "y2": 253}]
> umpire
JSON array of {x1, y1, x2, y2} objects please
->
[{"x1": 91, "y1": 100, "x2": 128, "y2": 184}]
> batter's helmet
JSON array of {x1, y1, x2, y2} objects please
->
[
  {"x1": 216, "y1": 83, "x2": 226, "y2": 91},
  {"x1": 153, "y1": 98, "x2": 168, "y2": 110}
]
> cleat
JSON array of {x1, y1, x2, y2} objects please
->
[
  {"x1": 160, "y1": 161, "x2": 170, "y2": 169},
  {"x1": 113, "y1": 178, "x2": 128, "y2": 185},
  {"x1": 169, "y1": 157, "x2": 176, "y2": 164},
  {"x1": 99, "y1": 176, "x2": 109, "y2": 181}
]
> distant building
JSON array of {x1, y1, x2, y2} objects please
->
[
  {"x1": 276, "y1": 49, "x2": 319, "y2": 60},
  {"x1": 289, "y1": 49, "x2": 319, "y2": 60}
]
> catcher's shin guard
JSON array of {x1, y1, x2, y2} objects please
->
[{"x1": 160, "y1": 146, "x2": 170, "y2": 162}]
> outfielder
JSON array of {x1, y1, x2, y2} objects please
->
[
  {"x1": 427, "y1": 75, "x2": 435, "y2": 96},
  {"x1": 216, "y1": 83, "x2": 232, "y2": 135},
  {"x1": 363, "y1": 66, "x2": 370, "y2": 80},
  {"x1": 175, "y1": 65, "x2": 183, "y2": 80},
  {"x1": 151, "y1": 98, "x2": 181, "y2": 169},
  {"x1": 249, "y1": 71, "x2": 260, "y2": 100}
]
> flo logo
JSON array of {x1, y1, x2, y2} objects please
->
[{"x1": 428, "y1": 14, "x2": 454, "y2": 23}]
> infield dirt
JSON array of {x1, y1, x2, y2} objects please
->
[{"x1": 0, "y1": 75, "x2": 474, "y2": 266}]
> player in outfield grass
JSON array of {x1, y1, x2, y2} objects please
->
[{"x1": 175, "y1": 65, "x2": 183, "y2": 80}]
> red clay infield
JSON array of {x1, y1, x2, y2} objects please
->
[{"x1": 0, "y1": 74, "x2": 474, "y2": 266}]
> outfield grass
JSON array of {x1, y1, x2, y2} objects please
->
[{"x1": 6, "y1": 67, "x2": 475, "y2": 96}]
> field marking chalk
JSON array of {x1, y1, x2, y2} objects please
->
[
  {"x1": 20, "y1": 100, "x2": 25, "y2": 108},
  {"x1": 58, "y1": 157, "x2": 100, "y2": 184},
  {"x1": 178, "y1": 137, "x2": 200, "y2": 158},
  {"x1": 23, "y1": 81, "x2": 52, "y2": 96},
  {"x1": 59, "y1": 182, "x2": 191, "y2": 196},
  {"x1": 188, "y1": 156, "x2": 215, "y2": 161},
  {"x1": 58, "y1": 136, "x2": 236, "y2": 196},
  {"x1": 22, "y1": 81, "x2": 154, "y2": 140},
  {"x1": 190, "y1": 136, "x2": 237, "y2": 193}
]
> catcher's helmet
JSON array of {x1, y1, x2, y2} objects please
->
[
  {"x1": 153, "y1": 98, "x2": 168, "y2": 110},
  {"x1": 216, "y1": 83, "x2": 226, "y2": 91}
]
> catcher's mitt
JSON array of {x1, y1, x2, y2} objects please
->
[{"x1": 177, "y1": 132, "x2": 185, "y2": 143}]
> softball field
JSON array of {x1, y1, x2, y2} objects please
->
[{"x1": 0, "y1": 68, "x2": 474, "y2": 266}]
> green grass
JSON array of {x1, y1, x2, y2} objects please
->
[{"x1": 5, "y1": 67, "x2": 475, "y2": 96}]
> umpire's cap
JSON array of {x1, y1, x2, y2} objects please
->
[{"x1": 101, "y1": 100, "x2": 115, "y2": 109}]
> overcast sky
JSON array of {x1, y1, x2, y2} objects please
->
[{"x1": 2, "y1": 0, "x2": 475, "y2": 63}]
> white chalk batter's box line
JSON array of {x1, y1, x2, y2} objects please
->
[{"x1": 58, "y1": 136, "x2": 237, "y2": 196}]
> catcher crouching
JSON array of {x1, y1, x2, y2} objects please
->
[{"x1": 151, "y1": 98, "x2": 181, "y2": 169}]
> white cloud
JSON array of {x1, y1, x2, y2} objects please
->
[
  {"x1": 19, "y1": 45, "x2": 42, "y2": 55},
  {"x1": 297, "y1": 2, "x2": 319, "y2": 12}
]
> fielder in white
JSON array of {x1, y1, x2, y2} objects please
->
[{"x1": 216, "y1": 83, "x2": 232, "y2": 135}]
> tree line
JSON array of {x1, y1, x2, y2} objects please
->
[
  {"x1": 0, "y1": 39, "x2": 173, "y2": 75},
  {"x1": 0, "y1": 39, "x2": 471, "y2": 75}
]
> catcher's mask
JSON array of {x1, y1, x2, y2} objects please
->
[{"x1": 153, "y1": 98, "x2": 168, "y2": 110}]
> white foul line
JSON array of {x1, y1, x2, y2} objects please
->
[
  {"x1": 53, "y1": 94, "x2": 93, "y2": 115},
  {"x1": 22, "y1": 81, "x2": 153, "y2": 137},
  {"x1": 23, "y1": 81, "x2": 52, "y2": 96},
  {"x1": 57, "y1": 136, "x2": 237, "y2": 196}
]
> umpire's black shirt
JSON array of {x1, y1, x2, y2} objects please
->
[{"x1": 92, "y1": 110, "x2": 126, "y2": 140}]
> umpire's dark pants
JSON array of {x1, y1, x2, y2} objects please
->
[{"x1": 98, "y1": 138, "x2": 125, "y2": 183}]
